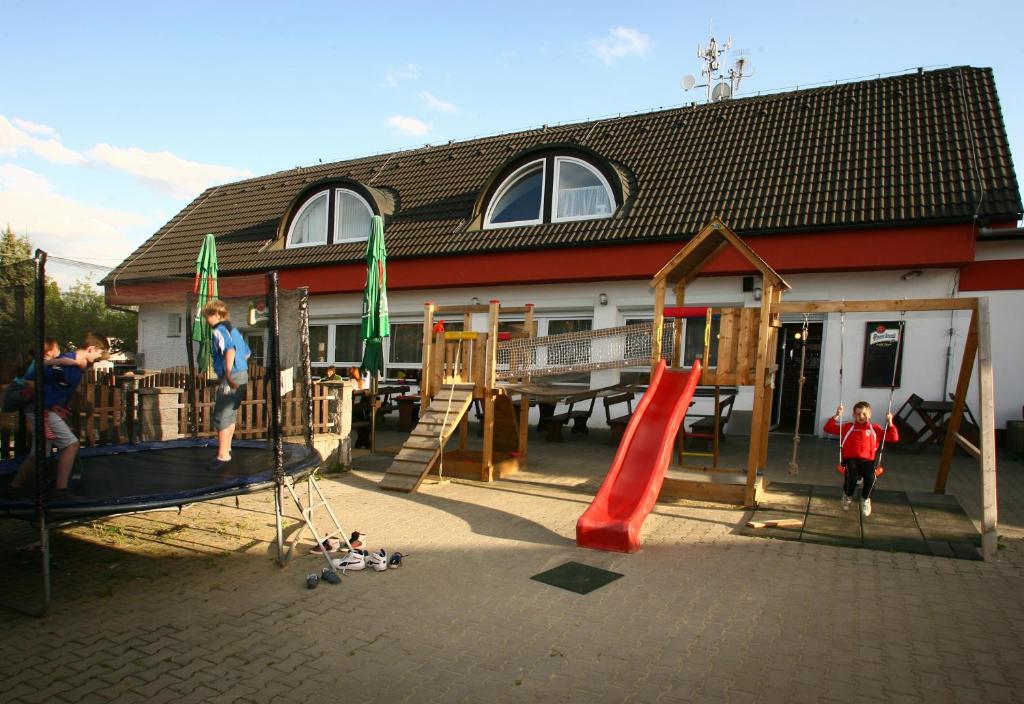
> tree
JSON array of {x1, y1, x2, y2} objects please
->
[
  {"x1": 0, "y1": 226, "x2": 35, "y2": 371},
  {"x1": 46, "y1": 280, "x2": 137, "y2": 354}
]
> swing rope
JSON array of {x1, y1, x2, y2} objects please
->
[
  {"x1": 866, "y1": 314, "x2": 905, "y2": 499},
  {"x1": 836, "y1": 309, "x2": 846, "y2": 473},
  {"x1": 787, "y1": 314, "x2": 811, "y2": 476}
]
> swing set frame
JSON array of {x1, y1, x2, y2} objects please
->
[{"x1": 772, "y1": 297, "x2": 998, "y2": 561}]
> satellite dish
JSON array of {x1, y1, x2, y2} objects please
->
[
  {"x1": 681, "y1": 74, "x2": 697, "y2": 91},
  {"x1": 711, "y1": 82, "x2": 733, "y2": 101}
]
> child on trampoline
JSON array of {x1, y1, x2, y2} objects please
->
[
  {"x1": 824, "y1": 401, "x2": 898, "y2": 517},
  {"x1": 204, "y1": 300, "x2": 250, "y2": 470},
  {"x1": 5, "y1": 332, "x2": 110, "y2": 500}
]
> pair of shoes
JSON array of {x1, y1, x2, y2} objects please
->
[
  {"x1": 368, "y1": 549, "x2": 388, "y2": 572},
  {"x1": 306, "y1": 573, "x2": 319, "y2": 589},
  {"x1": 332, "y1": 550, "x2": 369, "y2": 572},
  {"x1": 320, "y1": 567, "x2": 341, "y2": 585},
  {"x1": 309, "y1": 538, "x2": 341, "y2": 555},
  {"x1": 861, "y1": 498, "x2": 872, "y2": 517},
  {"x1": 840, "y1": 495, "x2": 853, "y2": 511}
]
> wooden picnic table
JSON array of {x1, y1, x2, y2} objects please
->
[
  {"x1": 502, "y1": 382, "x2": 635, "y2": 442},
  {"x1": 915, "y1": 399, "x2": 954, "y2": 446}
]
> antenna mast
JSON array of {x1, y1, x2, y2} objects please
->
[{"x1": 681, "y1": 27, "x2": 754, "y2": 102}]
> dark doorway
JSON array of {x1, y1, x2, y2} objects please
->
[{"x1": 772, "y1": 322, "x2": 822, "y2": 434}]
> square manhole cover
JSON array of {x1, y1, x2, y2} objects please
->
[{"x1": 530, "y1": 561, "x2": 623, "y2": 595}]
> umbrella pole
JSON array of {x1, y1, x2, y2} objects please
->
[{"x1": 370, "y1": 375, "x2": 378, "y2": 453}]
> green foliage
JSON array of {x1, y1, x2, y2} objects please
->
[
  {"x1": 0, "y1": 225, "x2": 136, "y2": 357},
  {"x1": 46, "y1": 279, "x2": 137, "y2": 353}
]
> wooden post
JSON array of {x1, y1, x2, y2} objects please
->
[
  {"x1": 975, "y1": 298, "x2": 998, "y2": 561},
  {"x1": 421, "y1": 302, "x2": 435, "y2": 400},
  {"x1": 651, "y1": 280, "x2": 666, "y2": 367},
  {"x1": 758, "y1": 288, "x2": 783, "y2": 468},
  {"x1": 671, "y1": 282, "x2": 685, "y2": 369},
  {"x1": 744, "y1": 282, "x2": 775, "y2": 506},
  {"x1": 517, "y1": 392, "x2": 530, "y2": 464},
  {"x1": 480, "y1": 300, "x2": 500, "y2": 481},
  {"x1": 935, "y1": 307, "x2": 979, "y2": 493}
]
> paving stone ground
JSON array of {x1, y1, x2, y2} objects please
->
[{"x1": 2, "y1": 425, "x2": 1023, "y2": 704}]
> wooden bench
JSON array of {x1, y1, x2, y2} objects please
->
[
  {"x1": 603, "y1": 391, "x2": 635, "y2": 443},
  {"x1": 539, "y1": 396, "x2": 598, "y2": 442}
]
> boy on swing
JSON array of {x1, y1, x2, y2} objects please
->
[{"x1": 824, "y1": 401, "x2": 898, "y2": 517}]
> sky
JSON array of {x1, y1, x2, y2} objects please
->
[{"x1": 2, "y1": 1, "x2": 1022, "y2": 286}]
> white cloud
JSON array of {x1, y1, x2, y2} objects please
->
[
  {"x1": 420, "y1": 91, "x2": 458, "y2": 114},
  {"x1": 0, "y1": 115, "x2": 84, "y2": 165},
  {"x1": 0, "y1": 164, "x2": 151, "y2": 263},
  {"x1": 382, "y1": 63, "x2": 421, "y2": 88},
  {"x1": 386, "y1": 115, "x2": 432, "y2": 137},
  {"x1": 86, "y1": 143, "x2": 252, "y2": 199},
  {"x1": 589, "y1": 26, "x2": 653, "y2": 65},
  {"x1": 11, "y1": 117, "x2": 58, "y2": 138}
]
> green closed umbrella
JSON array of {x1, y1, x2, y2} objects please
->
[
  {"x1": 360, "y1": 216, "x2": 389, "y2": 451},
  {"x1": 360, "y1": 215, "x2": 389, "y2": 379},
  {"x1": 191, "y1": 233, "x2": 219, "y2": 374}
]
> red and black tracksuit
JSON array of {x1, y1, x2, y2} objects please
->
[{"x1": 823, "y1": 418, "x2": 899, "y2": 498}]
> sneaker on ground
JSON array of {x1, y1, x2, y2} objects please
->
[
  {"x1": 862, "y1": 498, "x2": 872, "y2": 517},
  {"x1": 368, "y1": 548, "x2": 388, "y2": 571},
  {"x1": 309, "y1": 538, "x2": 341, "y2": 555},
  {"x1": 841, "y1": 495, "x2": 852, "y2": 511},
  {"x1": 388, "y1": 552, "x2": 404, "y2": 569},
  {"x1": 305, "y1": 573, "x2": 319, "y2": 589},
  {"x1": 320, "y1": 567, "x2": 342, "y2": 585},
  {"x1": 332, "y1": 551, "x2": 366, "y2": 572}
]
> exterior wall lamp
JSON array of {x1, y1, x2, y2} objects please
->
[{"x1": 598, "y1": 293, "x2": 609, "y2": 306}]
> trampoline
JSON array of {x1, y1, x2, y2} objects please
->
[{"x1": 0, "y1": 439, "x2": 321, "y2": 520}]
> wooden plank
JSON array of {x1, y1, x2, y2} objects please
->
[
  {"x1": 394, "y1": 446, "x2": 437, "y2": 462},
  {"x1": 386, "y1": 459, "x2": 433, "y2": 476},
  {"x1": 935, "y1": 309, "x2": 979, "y2": 493},
  {"x1": 735, "y1": 308, "x2": 756, "y2": 385},
  {"x1": 759, "y1": 289, "x2": 784, "y2": 468},
  {"x1": 772, "y1": 298, "x2": 977, "y2": 314},
  {"x1": 976, "y1": 298, "x2": 998, "y2": 562},
  {"x1": 746, "y1": 518, "x2": 803, "y2": 529},
  {"x1": 403, "y1": 436, "x2": 443, "y2": 451},
  {"x1": 953, "y1": 432, "x2": 981, "y2": 461},
  {"x1": 717, "y1": 308, "x2": 737, "y2": 381}
]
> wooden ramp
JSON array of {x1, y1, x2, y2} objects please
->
[{"x1": 378, "y1": 383, "x2": 475, "y2": 492}]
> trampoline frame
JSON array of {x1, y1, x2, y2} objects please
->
[{"x1": 1, "y1": 264, "x2": 335, "y2": 617}]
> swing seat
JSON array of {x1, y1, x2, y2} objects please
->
[{"x1": 836, "y1": 464, "x2": 885, "y2": 477}]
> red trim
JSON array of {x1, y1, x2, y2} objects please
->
[
  {"x1": 109, "y1": 224, "x2": 978, "y2": 302},
  {"x1": 959, "y1": 259, "x2": 1024, "y2": 291},
  {"x1": 663, "y1": 307, "x2": 710, "y2": 319}
]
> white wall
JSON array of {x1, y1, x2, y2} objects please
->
[{"x1": 134, "y1": 266, "x2": 1024, "y2": 430}]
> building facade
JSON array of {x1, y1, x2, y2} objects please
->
[{"x1": 106, "y1": 67, "x2": 1023, "y2": 433}]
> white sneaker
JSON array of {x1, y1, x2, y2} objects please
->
[
  {"x1": 332, "y1": 550, "x2": 366, "y2": 572},
  {"x1": 861, "y1": 499, "x2": 872, "y2": 517},
  {"x1": 841, "y1": 495, "x2": 852, "y2": 511},
  {"x1": 368, "y1": 548, "x2": 388, "y2": 572}
]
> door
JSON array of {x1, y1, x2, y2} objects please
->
[{"x1": 772, "y1": 322, "x2": 822, "y2": 434}]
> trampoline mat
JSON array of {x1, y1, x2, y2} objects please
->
[{"x1": 0, "y1": 439, "x2": 320, "y2": 519}]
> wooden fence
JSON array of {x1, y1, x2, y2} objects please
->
[{"x1": 0, "y1": 366, "x2": 333, "y2": 457}]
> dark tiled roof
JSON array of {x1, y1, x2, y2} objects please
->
[{"x1": 106, "y1": 66, "x2": 1020, "y2": 284}]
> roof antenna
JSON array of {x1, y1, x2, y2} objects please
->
[{"x1": 681, "y1": 23, "x2": 754, "y2": 102}]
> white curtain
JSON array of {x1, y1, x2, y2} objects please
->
[{"x1": 557, "y1": 186, "x2": 611, "y2": 218}]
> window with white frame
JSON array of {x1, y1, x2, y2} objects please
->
[
  {"x1": 309, "y1": 325, "x2": 329, "y2": 364},
  {"x1": 332, "y1": 324, "x2": 362, "y2": 367},
  {"x1": 484, "y1": 155, "x2": 616, "y2": 229},
  {"x1": 167, "y1": 313, "x2": 182, "y2": 337},
  {"x1": 286, "y1": 187, "x2": 375, "y2": 249}
]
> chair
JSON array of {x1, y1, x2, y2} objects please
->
[
  {"x1": 603, "y1": 392, "x2": 635, "y2": 443},
  {"x1": 891, "y1": 393, "x2": 926, "y2": 449}
]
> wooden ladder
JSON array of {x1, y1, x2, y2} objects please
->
[{"x1": 378, "y1": 383, "x2": 476, "y2": 492}]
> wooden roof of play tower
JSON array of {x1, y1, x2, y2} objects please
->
[{"x1": 651, "y1": 218, "x2": 790, "y2": 289}]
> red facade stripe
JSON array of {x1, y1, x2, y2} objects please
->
[{"x1": 959, "y1": 259, "x2": 1024, "y2": 291}]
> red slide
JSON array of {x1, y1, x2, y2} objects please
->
[{"x1": 576, "y1": 359, "x2": 702, "y2": 553}]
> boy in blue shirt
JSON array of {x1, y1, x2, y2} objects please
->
[
  {"x1": 203, "y1": 300, "x2": 250, "y2": 470},
  {"x1": 5, "y1": 332, "x2": 109, "y2": 500}
]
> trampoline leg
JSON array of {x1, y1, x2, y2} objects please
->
[{"x1": 274, "y1": 485, "x2": 284, "y2": 565}]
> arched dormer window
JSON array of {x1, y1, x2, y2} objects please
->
[
  {"x1": 286, "y1": 187, "x2": 375, "y2": 248},
  {"x1": 483, "y1": 154, "x2": 616, "y2": 229}
]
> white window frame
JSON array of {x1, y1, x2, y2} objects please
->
[
  {"x1": 551, "y1": 156, "x2": 616, "y2": 224},
  {"x1": 285, "y1": 191, "x2": 329, "y2": 249},
  {"x1": 484, "y1": 159, "x2": 546, "y2": 229},
  {"x1": 333, "y1": 188, "x2": 375, "y2": 244}
]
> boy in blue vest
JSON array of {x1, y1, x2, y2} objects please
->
[
  {"x1": 4, "y1": 332, "x2": 110, "y2": 500},
  {"x1": 204, "y1": 300, "x2": 250, "y2": 470}
]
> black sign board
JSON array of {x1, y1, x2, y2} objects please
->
[{"x1": 861, "y1": 321, "x2": 904, "y2": 388}]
